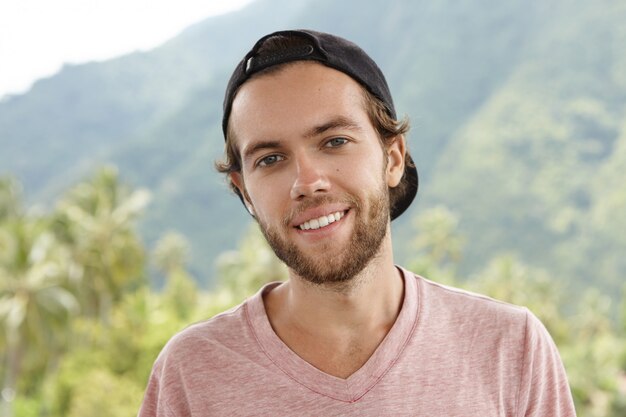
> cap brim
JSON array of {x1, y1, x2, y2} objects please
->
[{"x1": 390, "y1": 153, "x2": 418, "y2": 220}]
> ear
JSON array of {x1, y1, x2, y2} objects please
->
[
  {"x1": 230, "y1": 172, "x2": 255, "y2": 216},
  {"x1": 386, "y1": 135, "x2": 406, "y2": 188}
]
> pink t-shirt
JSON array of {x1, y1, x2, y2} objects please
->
[{"x1": 138, "y1": 267, "x2": 576, "y2": 416}]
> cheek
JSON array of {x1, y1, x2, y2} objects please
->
[
  {"x1": 246, "y1": 176, "x2": 289, "y2": 216},
  {"x1": 354, "y1": 149, "x2": 387, "y2": 182}
]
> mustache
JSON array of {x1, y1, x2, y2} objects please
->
[{"x1": 281, "y1": 195, "x2": 361, "y2": 227}]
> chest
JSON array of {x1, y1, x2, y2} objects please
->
[
  {"x1": 178, "y1": 356, "x2": 517, "y2": 417},
  {"x1": 276, "y1": 326, "x2": 389, "y2": 379}
]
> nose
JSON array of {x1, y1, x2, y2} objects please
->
[{"x1": 290, "y1": 154, "x2": 331, "y2": 200}]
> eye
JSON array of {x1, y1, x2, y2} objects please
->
[
  {"x1": 325, "y1": 137, "x2": 349, "y2": 148},
  {"x1": 257, "y1": 154, "x2": 284, "y2": 167}
]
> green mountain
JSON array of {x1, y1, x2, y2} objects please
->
[
  {"x1": 429, "y1": 0, "x2": 626, "y2": 295},
  {"x1": 1, "y1": 0, "x2": 624, "y2": 293}
]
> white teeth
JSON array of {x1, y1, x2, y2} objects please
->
[{"x1": 298, "y1": 211, "x2": 345, "y2": 230}]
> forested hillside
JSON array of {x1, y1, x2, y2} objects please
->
[
  {"x1": 429, "y1": 0, "x2": 626, "y2": 297},
  {"x1": 1, "y1": 0, "x2": 624, "y2": 298}
]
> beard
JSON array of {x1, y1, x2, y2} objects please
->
[{"x1": 256, "y1": 182, "x2": 390, "y2": 286}]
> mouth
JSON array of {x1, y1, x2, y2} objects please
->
[{"x1": 296, "y1": 210, "x2": 348, "y2": 231}]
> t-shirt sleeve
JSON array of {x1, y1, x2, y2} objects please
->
[
  {"x1": 137, "y1": 357, "x2": 180, "y2": 417},
  {"x1": 515, "y1": 310, "x2": 577, "y2": 417},
  {"x1": 138, "y1": 363, "x2": 165, "y2": 417}
]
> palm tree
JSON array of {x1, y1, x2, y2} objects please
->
[
  {"x1": 216, "y1": 224, "x2": 288, "y2": 303},
  {"x1": 153, "y1": 232, "x2": 197, "y2": 319},
  {"x1": 0, "y1": 178, "x2": 21, "y2": 222},
  {"x1": 411, "y1": 206, "x2": 465, "y2": 268},
  {"x1": 53, "y1": 166, "x2": 150, "y2": 321},
  {"x1": 0, "y1": 217, "x2": 78, "y2": 417},
  {"x1": 406, "y1": 206, "x2": 466, "y2": 286}
]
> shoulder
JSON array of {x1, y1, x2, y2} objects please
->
[
  {"x1": 153, "y1": 301, "x2": 252, "y2": 372},
  {"x1": 401, "y1": 270, "x2": 543, "y2": 356},
  {"x1": 413, "y1": 273, "x2": 530, "y2": 325},
  {"x1": 406, "y1": 271, "x2": 569, "y2": 375},
  {"x1": 138, "y1": 301, "x2": 254, "y2": 416},
  {"x1": 400, "y1": 270, "x2": 576, "y2": 414}
]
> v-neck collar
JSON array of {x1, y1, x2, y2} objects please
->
[{"x1": 245, "y1": 266, "x2": 419, "y2": 402}]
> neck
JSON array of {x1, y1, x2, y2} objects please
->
[
  {"x1": 263, "y1": 232, "x2": 404, "y2": 379},
  {"x1": 265, "y1": 234, "x2": 404, "y2": 337}
]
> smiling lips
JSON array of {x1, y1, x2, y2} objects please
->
[{"x1": 297, "y1": 211, "x2": 346, "y2": 231}]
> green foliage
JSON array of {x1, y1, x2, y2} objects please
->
[
  {"x1": 66, "y1": 369, "x2": 143, "y2": 417},
  {"x1": 561, "y1": 290, "x2": 626, "y2": 416},
  {"x1": 427, "y1": 0, "x2": 626, "y2": 299},
  {"x1": 52, "y1": 166, "x2": 150, "y2": 319},
  {"x1": 0, "y1": 179, "x2": 22, "y2": 222},
  {"x1": 215, "y1": 223, "x2": 288, "y2": 304},
  {"x1": 406, "y1": 206, "x2": 464, "y2": 286},
  {"x1": 43, "y1": 290, "x2": 165, "y2": 417},
  {"x1": 0, "y1": 170, "x2": 153, "y2": 416},
  {"x1": 153, "y1": 232, "x2": 198, "y2": 319},
  {"x1": 0, "y1": 212, "x2": 77, "y2": 410}
]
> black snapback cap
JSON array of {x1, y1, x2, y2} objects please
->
[{"x1": 222, "y1": 29, "x2": 418, "y2": 220}]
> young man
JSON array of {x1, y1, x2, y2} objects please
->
[{"x1": 139, "y1": 30, "x2": 576, "y2": 416}]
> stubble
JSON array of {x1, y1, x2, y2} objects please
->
[{"x1": 257, "y1": 183, "x2": 390, "y2": 287}]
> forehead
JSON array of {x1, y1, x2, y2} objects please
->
[{"x1": 229, "y1": 62, "x2": 370, "y2": 144}]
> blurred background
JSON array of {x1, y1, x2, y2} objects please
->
[{"x1": 1, "y1": 0, "x2": 625, "y2": 415}]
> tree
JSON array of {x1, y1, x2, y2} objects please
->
[
  {"x1": 215, "y1": 224, "x2": 287, "y2": 304},
  {"x1": 153, "y1": 231, "x2": 197, "y2": 320},
  {"x1": 0, "y1": 217, "x2": 77, "y2": 417},
  {"x1": 67, "y1": 369, "x2": 142, "y2": 417},
  {"x1": 0, "y1": 178, "x2": 22, "y2": 222},
  {"x1": 561, "y1": 289, "x2": 625, "y2": 416},
  {"x1": 405, "y1": 206, "x2": 465, "y2": 286},
  {"x1": 52, "y1": 166, "x2": 150, "y2": 321}
]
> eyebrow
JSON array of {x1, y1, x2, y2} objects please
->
[
  {"x1": 241, "y1": 140, "x2": 282, "y2": 164},
  {"x1": 241, "y1": 116, "x2": 363, "y2": 164},
  {"x1": 304, "y1": 116, "x2": 363, "y2": 138}
]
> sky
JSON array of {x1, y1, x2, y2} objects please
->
[{"x1": 0, "y1": 0, "x2": 254, "y2": 99}]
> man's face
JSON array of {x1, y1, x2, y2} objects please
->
[{"x1": 229, "y1": 62, "x2": 404, "y2": 285}]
